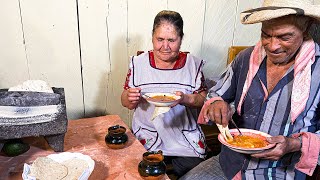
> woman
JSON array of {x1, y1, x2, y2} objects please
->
[{"x1": 121, "y1": 10, "x2": 207, "y2": 177}]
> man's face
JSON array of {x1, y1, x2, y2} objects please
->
[
  {"x1": 152, "y1": 21, "x2": 182, "y2": 62},
  {"x1": 261, "y1": 17, "x2": 305, "y2": 65}
]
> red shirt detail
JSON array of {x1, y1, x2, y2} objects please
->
[
  {"x1": 149, "y1": 51, "x2": 187, "y2": 69},
  {"x1": 123, "y1": 51, "x2": 207, "y2": 93},
  {"x1": 123, "y1": 69, "x2": 131, "y2": 90}
]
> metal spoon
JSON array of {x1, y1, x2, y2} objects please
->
[
  {"x1": 143, "y1": 94, "x2": 151, "y2": 98},
  {"x1": 229, "y1": 119, "x2": 243, "y2": 136}
]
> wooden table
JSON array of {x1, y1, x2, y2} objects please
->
[{"x1": 0, "y1": 115, "x2": 169, "y2": 180}]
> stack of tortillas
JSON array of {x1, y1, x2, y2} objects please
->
[
  {"x1": 29, "y1": 157, "x2": 89, "y2": 180},
  {"x1": 8, "y1": 80, "x2": 54, "y2": 93}
]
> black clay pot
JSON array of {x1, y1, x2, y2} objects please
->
[
  {"x1": 138, "y1": 150, "x2": 166, "y2": 180},
  {"x1": 105, "y1": 125, "x2": 128, "y2": 149}
]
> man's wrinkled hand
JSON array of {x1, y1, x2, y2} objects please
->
[
  {"x1": 203, "y1": 100, "x2": 232, "y2": 127},
  {"x1": 251, "y1": 135, "x2": 301, "y2": 161}
]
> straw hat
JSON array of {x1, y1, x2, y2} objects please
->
[{"x1": 240, "y1": 0, "x2": 320, "y2": 24}]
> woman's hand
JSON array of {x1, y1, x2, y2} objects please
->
[
  {"x1": 203, "y1": 100, "x2": 232, "y2": 127},
  {"x1": 173, "y1": 91, "x2": 206, "y2": 108},
  {"x1": 121, "y1": 88, "x2": 141, "y2": 110},
  {"x1": 251, "y1": 135, "x2": 301, "y2": 161},
  {"x1": 170, "y1": 91, "x2": 185, "y2": 107},
  {"x1": 127, "y1": 88, "x2": 141, "y2": 104}
]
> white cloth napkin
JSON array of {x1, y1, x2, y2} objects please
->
[{"x1": 151, "y1": 107, "x2": 171, "y2": 120}]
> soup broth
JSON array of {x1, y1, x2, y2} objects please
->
[{"x1": 229, "y1": 134, "x2": 268, "y2": 148}]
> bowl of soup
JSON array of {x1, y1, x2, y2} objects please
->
[
  {"x1": 218, "y1": 128, "x2": 275, "y2": 154},
  {"x1": 142, "y1": 93, "x2": 181, "y2": 107}
]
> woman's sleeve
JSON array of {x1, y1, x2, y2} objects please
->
[
  {"x1": 193, "y1": 71, "x2": 207, "y2": 94},
  {"x1": 123, "y1": 56, "x2": 134, "y2": 90}
]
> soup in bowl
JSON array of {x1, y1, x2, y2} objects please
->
[
  {"x1": 142, "y1": 93, "x2": 181, "y2": 107},
  {"x1": 148, "y1": 95, "x2": 177, "y2": 102},
  {"x1": 218, "y1": 128, "x2": 275, "y2": 154},
  {"x1": 228, "y1": 134, "x2": 269, "y2": 148}
]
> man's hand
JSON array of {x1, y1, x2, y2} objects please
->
[
  {"x1": 203, "y1": 100, "x2": 232, "y2": 127},
  {"x1": 251, "y1": 135, "x2": 301, "y2": 161}
]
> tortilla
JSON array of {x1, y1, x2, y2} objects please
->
[
  {"x1": 29, "y1": 157, "x2": 68, "y2": 180},
  {"x1": 216, "y1": 124, "x2": 233, "y2": 142},
  {"x1": 29, "y1": 157, "x2": 89, "y2": 180},
  {"x1": 61, "y1": 158, "x2": 89, "y2": 180}
]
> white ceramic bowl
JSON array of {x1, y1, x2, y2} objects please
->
[
  {"x1": 142, "y1": 92, "x2": 181, "y2": 107},
  {"x1": 218, "y1": 128, "x2": 275, "y2": 154}
]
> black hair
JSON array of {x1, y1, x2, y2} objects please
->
[{"x1": 152, "y1": 10, "x2": 184, "y2": 39}]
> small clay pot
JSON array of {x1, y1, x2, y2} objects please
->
[
  {"x1": 138, "y1": 150, "x2": 166, "y2": 180},
  {"x1": 105, "y1": 125, "x2": 128, "y2": 149}
]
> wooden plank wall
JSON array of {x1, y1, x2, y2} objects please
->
[
  {"x1": 0, "y1": 0, "x2": 84, "y2": 120},
  {"x1": 2, "y1": 0, "x2": 318, "y2": 126}
]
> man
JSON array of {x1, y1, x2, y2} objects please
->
[{"x1": 180, "y1": 0, "x2": 320, "y2": 179}]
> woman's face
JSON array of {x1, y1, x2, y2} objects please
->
[
  {"x1": 261, "y1": 16, "x2": 305, "y2": 65},
  {"x1": 152, "y1": 21, "x2": 182, "y2": 62}
]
